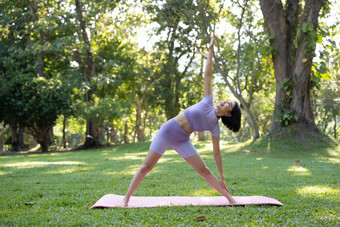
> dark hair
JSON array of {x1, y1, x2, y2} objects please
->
[{"x1": 221, "y1": 101, "x2": 241, "y2": 132}]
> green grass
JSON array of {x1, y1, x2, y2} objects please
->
[{"x1": 0, "y1": 137, "x2": 339, "y2": 226}]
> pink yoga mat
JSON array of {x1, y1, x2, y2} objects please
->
[{"x1": 90, "y1": 194, "x2": 283, "y2": 208}]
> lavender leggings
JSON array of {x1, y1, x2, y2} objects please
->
[{"x1": 150, "y1": 119, "x2": 198, "y2": 158}]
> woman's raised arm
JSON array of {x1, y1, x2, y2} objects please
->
[{"x1": 203, "y1": 34, "x2": 215, "y2": 96}]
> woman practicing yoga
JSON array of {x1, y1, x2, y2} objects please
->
[{"x1": 123, "y1": 34, "x2": 241, "y2": 206}]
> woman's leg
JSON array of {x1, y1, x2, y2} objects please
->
[
  {"x1": 185, "y1": 154, "x2": 236, "y2": 204},
  {"x1": 123, "y1": 149, "x2": 162, "y2": 206}
]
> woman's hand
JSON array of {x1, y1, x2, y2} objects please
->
[
  {"x1": 122, "y1": 196, "x2": 129, "y2": 208},
  {"x1": 220, "y1": 179, "x2": 236, "y2": 204},
  {"x1": 220, "y1": 178, "x2": 230, "y2": 194},
  {"x1": 209, "y1": 33, "x2": 215, "y2": 49}
]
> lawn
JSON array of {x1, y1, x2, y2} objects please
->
[{"x1": 0, "y1": 137, "x2": 339, "y2": 226}]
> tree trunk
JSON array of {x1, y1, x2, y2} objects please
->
[
  {"x1": 243, "y1": 104, "x2": 260, "y2": 139},
  {"x1": 110, "y1": 120, "x2": 115, "y2": 144},
  {"x1": 334, "y1": 115, "x2": 337, "y2": 139},
  {"x1": 0, "y1": 128, "x2": 3, "y2": 152},
  {"x1": 34, "y1": 127, "x2": 51, "y2": 153},
  {"x1": 62, "y1": 115, "x2": 67, "y2": 149},
  {"x1": 198, "y1": 132, "x2": 205, "y2": 141},
  {"x1": 259, "y1": 0, "x2": 324, "y2": 136},
  {"x1": 40, "y1": 129, "x2": 50, "y2": 153},
  {"x1": 135, "y1": 96, "x2": 146, "y2": 142},
  {"x1": 83, "y1": 119, "x2": 99, "y2": 147},
  {"x1": 9, "y1": 121, "x2": 24, "y2": 151},
  {"x1": 141, "y1": 108, "x2": 148, "y2": 142},
  {"x1": 124, "y1": 121, "x2": 129, "y2": 144}
]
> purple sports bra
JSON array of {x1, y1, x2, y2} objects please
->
[{"x1": 183, "y1": 94, "x2": 220, "y2": 137}]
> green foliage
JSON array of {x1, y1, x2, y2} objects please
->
[
  {"x1": 145, "y1": 0, "x2": 212, "y2": 119},
  {"x1": 0, "y1": 75, "x2": 72, "y2": 128},
  {"x1": 276, "y1": 109, "x2": 299, "y2": 126},
  {"x1": 0, "y1": 139, "x2": 338, "y2": 225},
  {"x1": 0, "y1": 0, "x2": 339, "y2": 149},
  {"x1": 276, "y1": 78, "x2": 298, "y2": 126}
]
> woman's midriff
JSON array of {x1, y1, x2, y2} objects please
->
[{"x1": 174, "y1": 112, "x2": 192, "y2": 134}]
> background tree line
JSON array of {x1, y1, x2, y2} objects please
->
[{"x1": 0, "y1": 0, "x2": 339, "y2": 152}]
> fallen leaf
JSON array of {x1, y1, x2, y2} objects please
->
[{"x1": 195, "y1": 216, "x2": 206, "y2": 222}]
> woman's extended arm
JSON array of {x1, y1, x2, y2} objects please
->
[
  {"x1": 212, "y1": 135, "x2": 231, "y2": 194},
  {"x1": 203, "y1": 34, "x2": 215, "y2": 96}
]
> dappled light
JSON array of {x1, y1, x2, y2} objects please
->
[
  {"x1": 297, "y1": 185, "x2": 339, "y2": 198},
  {"x1": 114, "y1": 154, "x2": 145, "y2": 161},
  {"x1": 121, "y1": 164, "x2": 141, "y2": 176},
  {"x1": 157, "y1": 156, "x2": 184, "y2": 164},
  {"x1": 0, "y1": 171, "x2": 11, "y2": 176},
  {"x1": 1, "y1": 161, "x2": 86, "y2": 169},
  {"x1": 319, "y1": 157, "x2": 340, "y2": 164},
  {"x1": 45, "y1": 166, "x2": 93, "y2": 174},
  {"x1": 287, "y1": 166, "x2": 311, "y2": 176},
  {"x1": 190, "y1": 188, "x2": 218, "y2": 197}
]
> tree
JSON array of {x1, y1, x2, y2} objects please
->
[
  {"x1": 259, "y1": 0, "x2": 327, "y2": 136},
  {"x1": 215, "y1": 0, "x2": 271, "y2": 139},
  {"x1": 195, "y1": 0, "x2": 273, "y2": 139},
  {"x1": 0, "y1": 0, "x2": 76, "y2": 152},
  {"x1": 147, "y1": 0, "x2": 199, "y2": 119}
]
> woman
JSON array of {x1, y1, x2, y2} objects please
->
[{"x1": 123, "y1": 34, "x2": 241, "y2": 206}]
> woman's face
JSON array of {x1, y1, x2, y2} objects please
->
[{"x1": 217, "y1": 100, "x2": 236, "y2": 117}]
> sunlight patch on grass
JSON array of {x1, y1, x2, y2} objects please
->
[
  {"x1": 286, "y1": 166, "x2": 311, "y2": 176},
  {"x1": 122, "y1": 155, "x2": 144, "y2": 160},
  {"x1": 162, "y1": 150, "x2": 179, "y2": 157},
  {"x1": 103, "y1": 171, "x2": 120, "y2": 176},
  {"x1": 314, "y1": 210, "x2": 339, "y2": 222},
  {"x1": 297, "y1": 185, "x2": 339, "y2": 197},
  {"x1": 256, "y1": 157, "x2": 263, "y2": 160},
  {"x1": 199, "y1": 154, "x2": 211, "y2": 160},
  {"x1": 0, "y1": 171, "x2": 11, "y2": 176},
  {"x1": 261, "y1": 166, "x2": 269, "y2": 169},
  {"x1": 122, "y1": 164, "x2": 142, "y2": 176},
  {"x1": 45, "y1": 166, "x2": 92, "y2": 174},
  {"x1": 196, "y1": 148, "x2": 212, "y2": 155},
  {"x1": 191, "y1": 188, "x2": 218, "y2": 196},
  {"x1": 326, "y1": 146, "x2": 340, "y2": 157},
  {"x1": 1, "y1": 161, "x2": 86, "y2": 168},
  {"x1": 157, "y1": 157, "x2": 183, "y2": 164},
  {"x1": 113, "y1": 154, "x2": 145, "y2": 160},
  {"x1": 318, "y1": 157, "x2": 340, "y2": 164}
]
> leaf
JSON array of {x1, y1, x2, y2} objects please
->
[
  {"x1": 195, "y1": 216, "x2": 206, "y2": 222},
  {"x1": 302, "y1": 22, "x2": 314, "y2": 33},
  {"x1": 317, "y1": 35, "x2": 322, "y2": 44},
  {"x1": 302, "y1": 58, "x2": 307, "y2": 63}
]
